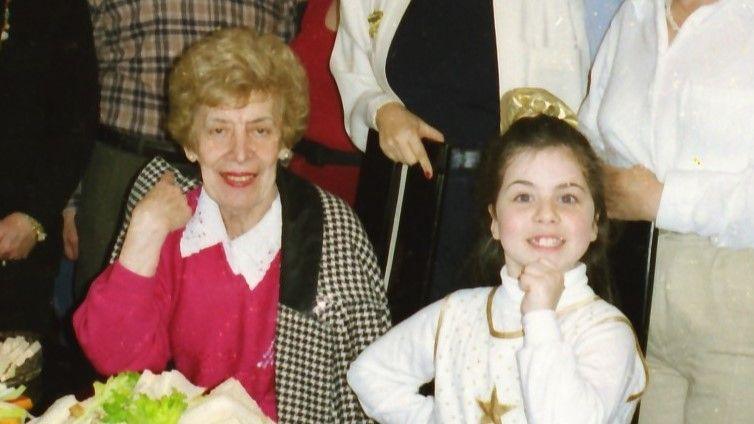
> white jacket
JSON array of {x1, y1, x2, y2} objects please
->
[
  {"x1": 347, "y1": 264, "x2": 646, "y2": 423},
  {"x1": 331, "y1": 0, "x2": 591, "y2": 151}
]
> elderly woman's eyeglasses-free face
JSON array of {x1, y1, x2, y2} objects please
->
[{"x1": 186, "y1": 93, "x2": 283, "y2": 232}]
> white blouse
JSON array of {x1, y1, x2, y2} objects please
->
[
  {"x1": 180, "y1": 188, "x2": 282, "y2": 289},
  {"x1": 347, "y1": 264, "x2": 646, "y2": 423},
  {"x1": 579, "y1": 0, "x2": 754, "y2": 249}
]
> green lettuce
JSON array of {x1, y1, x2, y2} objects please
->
[
  {"x1": 71, "y1": 372, "x2": 188, "y2": 424},
  {"x1": 102, "y1": 390, "x2": 187, "y2": 424},
  {"x1": 0, "y1": 403, "x2": 27, "y2": 420}
]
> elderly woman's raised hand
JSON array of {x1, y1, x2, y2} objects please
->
[
  {"x1": 375, "y1": 102, "x2": 444, "y2": 178},
  {"x1": 132, "y1": 173, "x2": 192, "y2": 234},
  {"x1": 119, "y1": 172, "x2": 192, "y2": 276}
]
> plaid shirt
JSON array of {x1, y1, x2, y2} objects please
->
[{"x1": 90, "y1": 0, "x2": 301, "y2": 145}]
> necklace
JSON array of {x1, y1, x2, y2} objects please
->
[
  {"x1": 1, "y1": 0, "x2": 9, "y2": 44},
  {"x1": 666, "y1": 0, "x2": 681, "y2": 32}
]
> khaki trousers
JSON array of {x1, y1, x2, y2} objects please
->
[{"x1": 639, "y1": 232, "x2": 754, "y2": 424}]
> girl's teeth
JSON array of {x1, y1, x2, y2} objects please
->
[{"x1": 530, "y1": 237, "x2": 563, "y2": 247}]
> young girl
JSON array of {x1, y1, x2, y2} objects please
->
[{"x1": 347, "y1": 112, "x2": 647, "y2": 423}]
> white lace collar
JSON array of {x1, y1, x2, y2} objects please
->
[{"x1": 180, "y1": 188, "x2": 282, "y2": 290}]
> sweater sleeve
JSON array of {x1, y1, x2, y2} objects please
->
[
  {"x1": 516, "y1": 310, "x2": 644, "y2": 424},
  {"x1": 347, "y1": 300, "x2": 442, "y2": 424},
  {"x1": 73, "y1": 241, "x2": 178, "y2": 375},
  {"x1": 330, "y1": 0, "x2": 402, "y2": 151},
  {"x1": 656, "y1": 165, "x2": 754, "y2": 249}
]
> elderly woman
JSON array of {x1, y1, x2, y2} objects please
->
[
  {"x1": 579, "y1": 0, "x2": 754, "y2": 422},
  {"x1": 73, "y1": 28, "x2": 391, "y2": 422}
]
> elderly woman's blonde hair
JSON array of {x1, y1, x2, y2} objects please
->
[{"x1": 167, "y1": 27, "x2": 309, "y2": 149}]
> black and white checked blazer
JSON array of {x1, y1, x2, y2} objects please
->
[{"x1": 109, "y1": 157, "x2": 391, "y2": 422}]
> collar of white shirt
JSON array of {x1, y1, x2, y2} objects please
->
[
  {"x1": 499, "y1": 263, "x2": 593, "y2": 309},
  {"x1": 180, "y1": 188, "x2": 282, "y2": 290}
]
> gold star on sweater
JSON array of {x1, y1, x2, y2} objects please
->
[{"x1": 477, "y1": 387, "x2": 514, "y2": 424}]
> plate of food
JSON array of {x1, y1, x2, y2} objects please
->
[
  {"x1": 29, "y1": 370, "x2": 275, "y2": 423},
  {"x1": 0, "y1": 332, "x2": 42, "y2": 388}
]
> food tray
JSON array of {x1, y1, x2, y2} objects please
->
[{"x1": 0, "y1": 331, "x2": 43, "y2": 387}]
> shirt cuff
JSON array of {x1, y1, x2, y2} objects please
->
[
  {"x1": 522, "y1": 310, "x2": 562, "y2": 347},
  {"x1": 109, "y1": 261, "x2": 156, "y2": 287},
  {"x1": 656, "y1": 169, "x2": 705, "y2": 235},
  {"x1": 367, "y1": 93, "x2": 403, "y2": 131}
]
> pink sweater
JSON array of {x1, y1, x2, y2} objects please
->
[{"x1": 73, "y1": 220, "x2": 281, "y2": 421}]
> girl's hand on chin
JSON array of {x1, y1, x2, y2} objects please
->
[
  {"x1": 519, "y1": 259, "x2": 565, "y2": 315},
  {"x1": 131, "y1": 172, "x2": 192, "y2": 237}
]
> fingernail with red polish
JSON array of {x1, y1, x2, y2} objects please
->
[{"x1": 424, "y1": 170, "x2": 432, "y2": 179}]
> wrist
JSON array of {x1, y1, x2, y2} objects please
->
[
  {"x1": 521, "y1": 301, "x2": 556, "y2": 315},
  {"x1": 522, "y1": 309, "x2": 560, "y2": 346},
  {"x1": 119, "y1": 223, "x2": 168, "y2": 277},
  {"x1": 129, "y1": 211, "x2": 171, "y2": 239},
  {"x1": 375, "y1": 102, "x2": 403, "y2": 128},
  {"x1": 20, "y1": 213, "x2": 46, "y2": 242}
]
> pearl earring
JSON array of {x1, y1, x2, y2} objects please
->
[{"x1": 278, "y1": 147, "x2": 293, "y2": 166}]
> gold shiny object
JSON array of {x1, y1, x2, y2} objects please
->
[
  {"x1": 477, "y1": 387, "x2": 514, "y2": 424},
  {"x1": 499, "y1": 87, "x2": 579, "y2": 135},
  {"x1": 368, "y1": 10, "x2": 383, "y2": 38},
  {"x1": 24, "y1": 214, "x2": 47, "y2": 242}
]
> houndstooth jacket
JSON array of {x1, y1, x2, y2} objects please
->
[{"x1": 109, "y1": 157, "x2": 391, "y2": 423}]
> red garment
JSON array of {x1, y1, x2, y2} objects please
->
[
  {"x1": 289, "y1": 0, "x2": 360, "y2": 205},
  {"x1": 73, "y1": 190, "x2": 280, "y2": 421}
]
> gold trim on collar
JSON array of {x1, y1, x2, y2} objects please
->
[
  {"x1": 555, "y1": 295, "x2": 600, "y2": 316},
  {"x1": 486, "y1": 288, "x2": 600, "y2": 339},
  {"x1": 487, "y1": 287, "x2": 524, "y2": 339}
]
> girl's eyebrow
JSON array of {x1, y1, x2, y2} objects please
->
[
  {"x1": 504, "y1": 180, "x2": 587, "y2": 191},
  {"x1": 504, "y1": 180, "x2": 533, "y2": 189},
  {"x1": 556, "y1": 182, "x2": 587, "y2": 191}
]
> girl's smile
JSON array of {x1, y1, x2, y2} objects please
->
[{"x1": 489, "y1": 146, "x2": 598, "y2": 278}]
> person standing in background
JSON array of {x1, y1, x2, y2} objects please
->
[
  {"x1": 0, "y1": 0, "x2": 98, "y2": 337},
  {"x1": 73, "y1": 0, "x2": 304, "y2": 301},
  {"x1": 289, "y1": 0, "x2": 362, "y2": 206},
  {"x1": 331, "y1": 0, "x2": 592, "y2": 321},
  {"x1": 580, "y1": 0, "x2": 754, "y2": 421}
]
